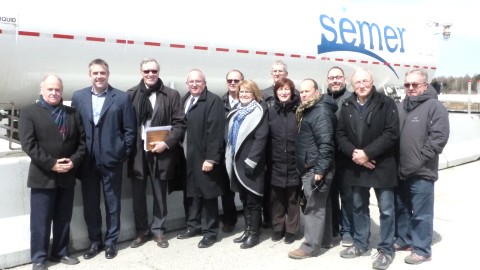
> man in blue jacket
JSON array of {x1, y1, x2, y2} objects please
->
[{"x1": 72, "y1": 59, "x2": 136, "y2": 260}]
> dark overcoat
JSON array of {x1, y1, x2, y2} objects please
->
[
  {"x1": 336, "y1": 89, "x2": 399, "y2": 188},
  {"x1": 267, "y1": 97, "x2": 301, "y2": 188},
  {"x1": 182, "y1": 88, "x2": 225, "y2": 199},
  {"x1": 225, "y1": 101, "x2": 269, "y2": 196},
  {"x1": 19, "y1": 102, "x2": 86, "y2": 189},
  {"x1": 127, "y1": 80, "x2": 186, "y2": 181}
]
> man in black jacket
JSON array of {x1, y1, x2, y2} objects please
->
[
  {"x1": 336, "y1": 68, "x2": 399, "y2": 270},
  {"x1": 326, "y1": 66, "x2": 353, "y2": 247},
  {"x1": 127, "y1": 58, "x2": 186, "y2": 249},
  {"x1": 19, "y1": 75, "x2": 86, "y2": 270},
  {"x1": 177, "y1": 69, "x2": 225, "y2": 248},
  {"x1": 288, "y1": 79, "x2": 337, "y2": 259}
]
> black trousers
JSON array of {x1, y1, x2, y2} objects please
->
[
  {"x1": 184, "y1": 196, "x2": 219, "y2": 238},
  {"x1": 220, "y1": 188, "x2": 238, "y2": 226},
  {"x1": 30, "y1": 187, "x2": 74, "y2": 263}
]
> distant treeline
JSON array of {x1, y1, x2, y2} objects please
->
[{"x1": 432, "y1": 74, "x2": 480, "y2": 94}]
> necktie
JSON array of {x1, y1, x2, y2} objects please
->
[{"x1": 186, "y1": 97, "x2": 195, "y2": 113}]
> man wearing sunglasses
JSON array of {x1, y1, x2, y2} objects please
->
[
  {"x1": 395, "y1": 68, "x2": 449, "y2": 265},
  {"x1": 126, "y1": 58, "x2": 186, "y2": 250},
  {"x1": 219, "y1": 69, "x2": 244, "y2": 233}
]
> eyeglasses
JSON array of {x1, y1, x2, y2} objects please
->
[
  {"x1": 239, "y1": 90, "x2": 253, "y2": 95},
  {"x1": 353, "y1": 80, "x2": 372, "y2": 87},
  {"x1": 404, "y1": 82, "x2": 426, "y2": 88},
  {"x1": 272, "y1": 70, "x2": 285, "y2": 74},
  {"x1": 142, "y1": 70, "x2": 158, "y2": 75},
  {"x1": 227, "y1": 79, "x2": 241, "y2": 84},
  {"x1": 327, "y1": 75, "x2": 344, "y2": 81},
  {"x1": 187, "y1": 80, "x2": 204, "y2": 85}
]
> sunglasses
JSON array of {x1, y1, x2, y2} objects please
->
[
  {"x1": 142, "y1": 70, "x2": 158, "y2": 75},
  {"x1": 404, "y1": 82, "x2": 425, "y2": 88},
  {"x1": 227, "y1": 79, "x2": 241, "y2": 84}
]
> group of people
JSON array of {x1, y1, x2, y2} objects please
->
[{"x1": 18, "y1": 58, "x2": 449, "y2": 270}]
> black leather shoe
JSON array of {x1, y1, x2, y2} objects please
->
[
  {"x1": 233, "y1": 231, "x2": 250, "y2": 243},
  {"x1": 153, "y1": 234, "x2": 169, "y2": 248},
  {"x1": 198, "y1": 236, "x2": 216, "y2": 248},
  {"x1": 32, "y1": 262, "x2": 47, "y2": 270},
  {"x1": 177, "y1": 229, "x2": 202, "y2": 239},
  {"x1": 271, "y1": 231, "x2": 285, "y2": 242},
  {"x1": 284, "y1": 233, "x2": 296, "y2": 244},
  {"x1": 130, "y1": 234, "x2": 150, "y2": 248},
  {"x1": 105, "y1": 245, "x2": 117, "y2": 259},
  {"x1": 50, "y1": 255, "x2": 80, "y2": 265},
  {"x1": 83, "y1": 244, "x2": 102, "y2": 260}
]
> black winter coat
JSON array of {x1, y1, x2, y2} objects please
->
[
  {"x1": 267, "y1": 96, "x2": 301, "y2": 187},
  {"x1": 336, "y1": 88, "x2": 399, "y2": 188},
  {"x1": 295, "y1": 95, "x2": 337, "y2": 176}
]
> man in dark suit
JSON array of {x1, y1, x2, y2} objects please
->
[
  {"x1": 72, "y1": 59, "x2": 136, "y2": 260},
  {"x1": 126, "y1": 58, "x2": 186, "y2": 249},
  {"x1": 176, "y1": 69, "x2": 225, "y2": 248},
  {"x1": 19, "y1": 75, "x2": 86, "y2": 270}
]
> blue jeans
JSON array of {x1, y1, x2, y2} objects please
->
[
  {"x1": 395, "y1": 177, "x2": 434, "y2": 257},
  {"x1": 352, "y1": 186, "x2": 395, "y2": 256},
  {"x1": 340, "y1": 180, "x2": 354, "y2": 238}
]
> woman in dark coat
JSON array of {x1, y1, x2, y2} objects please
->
[
  {"x1": 267, "y1": 78, "x2": 301, "y2": 244},
  {"x1": 226, "y1": 79, "x2": 269, "y2": 249}
]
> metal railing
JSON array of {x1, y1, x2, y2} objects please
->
[{"x1": 0, "y1": 102, "x2": 22, "y2": 150}]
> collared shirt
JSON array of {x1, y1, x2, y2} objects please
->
[
  {"x1": 185, "y1": 95, "x2": 197, "y2": 114},
  {"x1": 141, "y1": 88, "x2": 157, "y2": 141},
  {"x1": 229, "y1": 95, "x2": 238, "y2": 109},
  {"x1": 91, "y1": 87, "x2": 108, "y2": 125}
]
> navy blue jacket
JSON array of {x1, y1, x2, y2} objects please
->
[{"x1": 72, "y1": 85, "x2": 136, "y2": 177}]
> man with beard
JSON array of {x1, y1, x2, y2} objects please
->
[{"x1": 326, "y1": 66, "x2": 353, "y2": 247}]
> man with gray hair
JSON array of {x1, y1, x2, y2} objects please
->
[
  {"x1": 262, "y1": 60, "x2": 289, "y2": 108},
  {"x1": 394, "y1": 68, "x2": 449, "y2": 265},
  {"x1": 20, "y1": 75, "x2": 86, "y2": 270},
  {"x1": 336, "y1": 68, "x2": 399, "y2": 270},
  {"x1": 127, "y1": 58, "x2": 186, "y2": 249}
]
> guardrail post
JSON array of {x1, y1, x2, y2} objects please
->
[{"x1": 468, "y1": 80, "x2": 471, "y2": 115}]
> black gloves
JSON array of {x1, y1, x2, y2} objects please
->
[{"x1": 244, "y1": 162, "x2": 254, "y2": 176}]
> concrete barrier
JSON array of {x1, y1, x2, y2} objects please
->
[{"x1": 0, "y1": 154, "x2": 190, "y2": 269}]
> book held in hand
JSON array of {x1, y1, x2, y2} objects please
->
[{"x1": 144, "y1": 126, "x2": 172, "y2": 151}]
